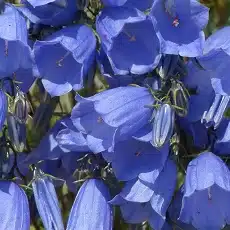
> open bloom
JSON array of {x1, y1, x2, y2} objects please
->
[
  {"x1": 71, "y1": 86, "x2": 154, "y2": 153},
  {"x1": 150, "y1": 0, "x2": 209, "y2": 56},
  {"x1": 179, "y1": 152, "x2": 230, "y2": 229},
  {"x1": 96, "y1": 7, "x2": 161, "y2": 75},
  {"x1": 33, "y1": 25, "x2": 96, "y2": 96}
]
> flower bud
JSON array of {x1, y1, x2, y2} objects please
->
[
  {"x1": 0, "y1": 181, "x2": 30, "y2": 230},
  {"x1": 12, "y1": 90, "x2": 29, "y2": 124},
  {"x1": 202, "y1": 94, "x2": 230, "y2": 129},
  {"x1": 67, "y1": 179, "x2": 113, "y2": 230},
  {"x1": 171, "y1": 80, "x2": 189, "y2": 117},
  {"x1": 32, "y1": 169, "x2": 64, "y2": 230},
  {"x1": 0, "y1": 89, "x2": 7, "y2": 131},
  {"x1": 152, "y1": 104, "x2": 175, "y2": 147},
  {"x1": 7, "y1": 113, "x2": 26, "y2": 152}
]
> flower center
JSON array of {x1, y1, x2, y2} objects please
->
[
  {"x1": 56, "y1": 51, "x2": 71, "y2": 67},
  {"x1": 123, "y1": 30, "x2": 136, "y2": 42}
]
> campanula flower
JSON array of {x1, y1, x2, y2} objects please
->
[
  {"x1": 152, "y1": 104, "x2": 175, "y2": 148},
  {"x1": 33, "y1": 25, "x2": 96, "y2": 96},
  {"x1": 32, "y1": 169, "x2": 64, "y2": 230},
  {"x1": 150, "y1": 0, "x2": 209, "y2": 56},
  {"x1": 101, "y1": 0, "x2": 153, "y2": 11},
  {"x1": 110, "y1": 159, "x2": 177, "y2": 229},
  {"x1": 179, "y1": 152, "x2": 230, "y2": 229},
  {"x1": 96, "y1": 7, "x2": 161, "y2": 75},
  {"x1": 0, "y1": 4, "x2": 32, "y2": 77},
  {"x1": 0, "y1": 181, "x2": 30, "y2": 230},
  {"x1": 102, "y1": 138, "x2": 169, "y2": 181},
  {"x1": 18, "y1": 0, "x2": 77, "y2": 26},
  {"x1": 71, "y1": 86, "x2": 154, "y2": 153},
  {"x1": 67, "y1": 179, "x2": 113, "y2": 230},
  {"x1": 201, "y1": 94, "x2": 230, "y2": 129}
]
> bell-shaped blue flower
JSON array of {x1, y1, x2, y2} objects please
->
[
  {"x1": 0, "y1": 4, "x2": 32, "y2": 77},
  {"x1": 71, "y1": 86, "x2": 154, "y2": 153},
  {"x1": 152, "y1": 104, "x2": 175, "y2": 148},
  {"x1": 101, "y1": 0, "x2": 153, "y2": 11},
  {"x1": 201, "y1": 94, "x2": 230, "y2": 129},
  {"x1": 0, "y1": 181, "x2": 30, "y2": 230},
  {"x1": 110, "y1": 158, "x2": 177, "y2": 229},
  {"x1": 32, "y1": 169, "x2": 64, "y2": 230},
  {"x1": 102, "y1": 138, "x2": 169, "y2": 181},
  {"x1": 18, "y1": 0, "x2": 77, "y2": 26},
  {"x1": 67, "y1": 179, "x2": 113, "y2": 230},
  {"x1": 179, "y1": 152, "x2": 230, "y2": 229},
  {"x1": 150, "y1": 0, "x2": 209, "y2": 56},
  {"x1": 34, "y1": 25, "x2": 96, "y2": 96},
  {"x1": 96, "y1": 7, "x2": 161, "y2": 75}
]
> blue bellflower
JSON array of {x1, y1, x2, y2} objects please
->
[
  {"x1": 96, "y1": 7, "x2": 161, "y2": 75},
  {"x1": 0, "y1": 90, "x2": 7, "y2": 131},
  {"x1": 102, "y1": 138, "x2": 169, "y2": 181},
  {"x1": 18, "y1": 0, "x2": 77, "y2": 26},
  {"x1": 101, "y1": 0, "x2": 153, "y2": 11},
  {"x1": 150, "y1": 0, "x2": 209, "y2": 56},
  {"x1": 179, "y1": 152, "x2": 230, "y2": 229},
  {"x1": 71, "y1": 86, "x2": 154, "y2": 153},
  {"x1": 0, "y1": 4, "x2": 32, "y2": 77},
  {"x1": 33, "y1": 25, "x2": 96, "y2": 96},
  {"x1": 110, "y1": 159, "x2": 177, "y2": 229},
  {"x1": 0, "y1": 181, "x2": 30, "y2": 230},
  {"x1": 67, "y1": 179, "x2": 113, "y2": 230},
  {"x1": 32, "y1": 169, "x2": 64, "y2": 230}
]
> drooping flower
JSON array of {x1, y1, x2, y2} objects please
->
[
  {"x1": 96, "y1": 7, "x2": 161, "y2": 75},
  {"x1": 110, "y1": 159, "x2": 177, "y2": 229},
  {"x1": 101, "y1": 0, "x2": 153, "y2": 11},
  {"x1": 0, "y1": 181, "x2": 30, "y2": 230},
  {"x1": 71, "y1": 86, "x2": 154, "y2": 153},
  {"x1": 179, "y1": 152, "x2": 230, "y2": 229},
  {"x1": 102, "y1": 138, "x2": 169, "y2": 181},
  {"x1": 150, "y1": 0, "x2": 209, "y2": 56},
  {"x1": 32, "y1": 169, "x2": 64, "y2": 230},
  {"x1": 17, "y1": 0, "x2": 77, "y2": 26},
  {"x1": 0, "y1": 4, "x2": 32, "y2": 77},
  {"x1": 66, "y1": 179, "x2": 113, "y2": 230},
  {"x1": 33, "y1": 25, "x2": 96, "y2": 96}
]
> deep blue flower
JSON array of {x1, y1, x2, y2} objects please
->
[
  {"x1": 96, "y1": 7, "x2": 161, "y2": 75},
  {"x1": 152, "y1": 103, "x2": 175, "y2": 148},
  {"x1": 101, "y1": 0, "x2": 153, "y2": 11},
  {"x1": 0, "y1": 181, "x2": 30, "y2": 229},
  {"x1": 201, "y1": 94, "x2": 230, "y2": 129},
  {"x1": 102, "y1": 138, "x2": 169, "y2": 181},
  {"x1": 0, "y1": 4, "x2": 32, "y2": 77},
  {"x1": 18, "y1": 0, "x2": 77, "y2": 26},
  {"x1": 179, "y1": 152, "x2": 230, "y2": 229},
  {"x1": 32, "y1": 169, "x2": 64, "y2": 230},
  {"x1": 71, "y1": 86, "x2": 154, "y2": 153},
  {"x1": 110, "y1": 159, "x2": 177, "y2": 229},
  {"x1": 67, "y1": 179, "x2": 113, "y2": 230},
  {"x1": 33, "y1": 25, "x2": 96, "y2": 96},
  {"x1": 150, "y1": 0, "x2": 209, "y2": 56},
  {"x1": 183, "y1": 61, "x2": 215, "y2": 122}
]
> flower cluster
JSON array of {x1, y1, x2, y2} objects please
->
[{"x1": 0, "y1": 0, "x2": 230, "y2": 229}]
